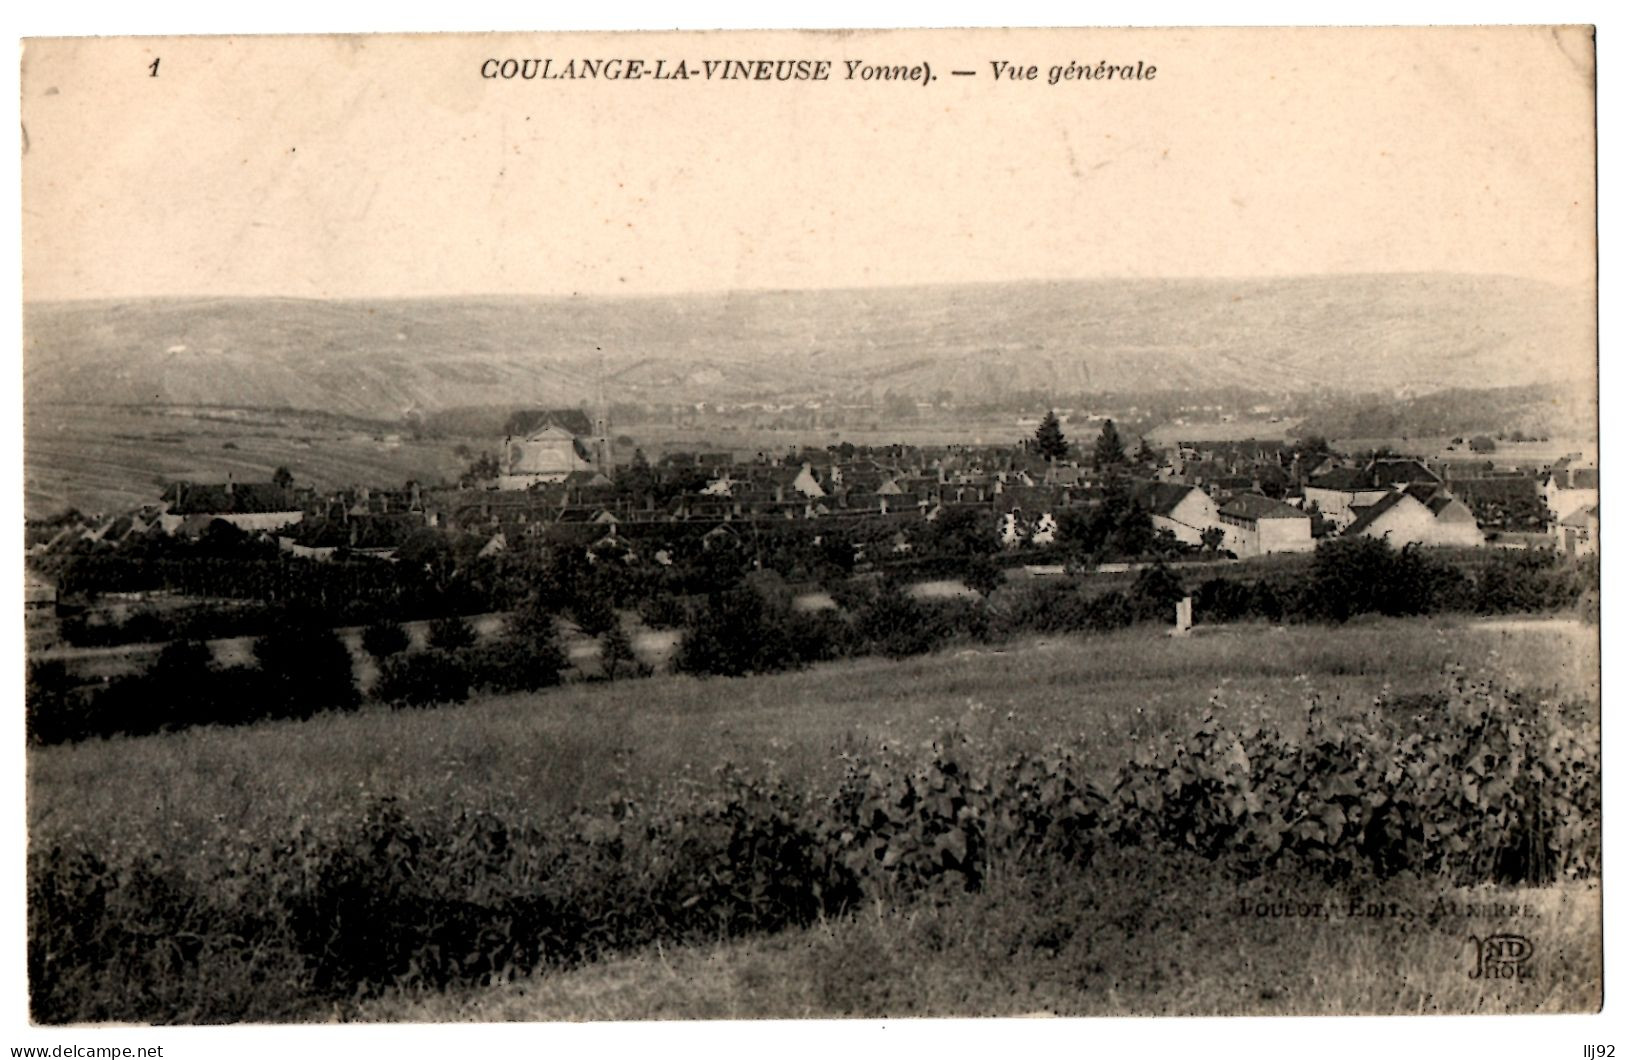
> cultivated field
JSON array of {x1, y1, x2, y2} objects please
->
[
  {"x1": 1331, "y1": 435, "x2": 1597, "y2": 470},
  {"x1": 1144, "y1": 417, "x2": 1295, "y2": 444},
  {"x1": 23, "y1": 403, "x2": 472, "y2": 518},
  {"x1": 27, "y1": 616, "x2": 1599, "y2": 1020},
  {"x1": 28, "y1": 617, "x2": 1594, "y2": 846}
]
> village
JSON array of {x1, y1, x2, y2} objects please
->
[{"x1": 25, "y1": 406, "x2": 1600, "y2": 573}]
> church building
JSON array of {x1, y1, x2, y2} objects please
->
[{"x1": 496, "y1": 408, "x2": 611, "y2": 489}]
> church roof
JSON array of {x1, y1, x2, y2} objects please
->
[{"x1": 504, "y1": 408, "x2": 593, "y2": 438}]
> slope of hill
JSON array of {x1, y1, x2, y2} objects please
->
[{"x1": 24, "y1": 274, "x2": 1593, "y2": 419}]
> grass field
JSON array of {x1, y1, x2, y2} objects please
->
[
  {"x1": 334, "y1": 617, "x2": 1597, "y2": 1021},
  {"x1": 360, "y1": 850, "x2": 1599, "y2": 1020},
  {"x1": 29, "y1": 615, "x2": 1596, "y2": 866},
  {"x1": 26, "y1": 615, "x2": 1599, "y2": 1020}
]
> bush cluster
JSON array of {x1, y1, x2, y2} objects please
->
[
  {"x1": 30, "y1": 541, "x2": 1596, "y2": 743},
  {"x1": 27, "y1": 625, "x2": 359, "y2": 745},
  {"x1": 1193, "y1": 541, "x2": 1589, "y2": 625},
  {"x1": 673, "y1": 586, "x2": 854, "y2": 676},
  {"x1": 1109, "y1": 672, "x2": 1598, "y2": 884},
  {"x1": 29, "y1": 673, "x2": 1597, "y2": 1023},
  {"x1": 29, "y1": 603, "x2": 577, "y2": 743},
  {"x1": 60, "y1": 603, "x2": 284, "y2": 649},
  {"x1": 373, "y1": 616, "x2": 568, "y2": 708}
]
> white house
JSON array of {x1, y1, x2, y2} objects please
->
[
  {"x1": 1216, "y1": 494, "x2": 1314, "y2": 557},
  {"x1": 1303, "y1": 469, "x2": 1389, "y2": 529},
  {"x1": 1137, "y1": 482, "x2": 1223, "y2": 548},
  {"x1": 1542, "y1": 459, "x2": 1598, "y2": 525},
  {"x1": 1344, "y1": 486, "x2": 1485, "y2": 548},
  {"x1": 792, "y1": 463, "x2": 827, "y2": 499},
  {"x1": 1555, "y1": 504, "x2": 1598, "y2": 556}
]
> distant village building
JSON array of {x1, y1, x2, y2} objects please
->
[
  {"x1": 1366, "y1": 458, "x2": 1442, "y2": 491},
  {"x1": 1137, "y1": 482, "x2": 1222, "y2": 548},
  {"x1": 1344, "y1": 485, "x2": 1485, "y2": 548},
  {"x1": 157, "y1": 481, "x2": 304, "y2": 535},
  {"x1": 1541, "y1": 458, "x2": 1599, "y2": 525},
  {"x1": 792, "y1": 463, "x2": 827, "y2": 499},
  {"x1": 1216, "y1": 494, "x2": 1313, "y2": 557},
  {"x1": 498, "y1": 409, "x2": 604, "y2": 490},
  {"x1": 1303, "y1": 468, "x2": 1390, "y2": 529},
  {"x1": 1555, "y1": 504, "x2": 1598, "y2": 557}
]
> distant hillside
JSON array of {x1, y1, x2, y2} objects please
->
[
  {"x1": 1297, "y1": 384, "x2": 1597, "y2": 443},
  {"x1": 24, "y1": 275, "x2": 1593, "y2": 419}
]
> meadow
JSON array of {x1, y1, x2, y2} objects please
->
[
  {"x1": 28, "y1": 617, "x2": 1595, "y2": 854},
  {"x1": 27, "y1": 615, "x2": 1599, "y2": 1021},
  {"x1": 362, "y1": 848, "x2": 1599, "y2": 1020}
]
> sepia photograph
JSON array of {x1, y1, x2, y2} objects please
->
[{"x1": 13, "y1": 18, "x2": 1603, "y2": 1046}]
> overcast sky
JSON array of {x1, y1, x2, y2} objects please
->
[{"x1": 20, "y1": 26, "x2": 1595, "y2": 300}]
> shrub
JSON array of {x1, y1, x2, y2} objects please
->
[
  {"x1": 990, "y1": 582, "x2": 1137, "y2": 638},
  {"x1": 827, "y1": 575, "x2": 875, "y2": 613},
  {"x1": 853, "y1": 580, "x2": 941, "y2": 659},
  {"x1": 1304, "y1": 537, "x2": 1397, "y2": 622},
  {"x1": 962, "y1": 554, "x2": 1005, "y2": 597},
  {"x1": 426, "y1": 615, "x2": 477, "y2": 651},
  {"x1": 783, "y1": 608, "x2": 858, "y2": 663},
  {"x1": 675, "y1": 588, "x2": 803, "y2": 677},
  {"x1": 1128, "y1": 563, "x2": 1185, "y2": 622},
  {"x1": 375, "y1": 649, "x2": 472, "y2": 708},
  {"x1": 920, "y1": 506, "x2": 998, "y2": 559},
  {"x1": 994, "y1": 580, "x2": 1087, "y2": 635},
  {"x1": 361, "y1": 620, "x2": 411, "y2": 659},
  {"x1": 1193, "y1": 577, "x2": 1259, "y2": 625},
  {"x1": 25, "y1": 660, "x2": 86, "y2": 746},
  {"x1": 252, "y1": 624, "x2": 360, "y2": 719},
  {"x1": 636, "y1": 592, "x2": 690, "y2": 630},
  {"x1": 459, "y1": 603, "x2": 571, "y2": 694},
  {"x1": 569, "y1": 593, "x2": 619, "y2": 638},
  {"x1": 598, "y1": 624, "x2": 645, "y2": 681},
  {"x1": 1387, "y1": 543, "x2": 1474, "y2": 615},
  {"x1": 1107, "y1": 672, "x2": 1598, "y2": 885},
  {"x1": 148, "y1": 639, "x2": 218, "y2": 731},
  {"x1": 1475, "y1": 549, "x2": 1589, "y2": 614}
]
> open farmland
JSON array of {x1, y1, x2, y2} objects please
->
[
  {"x1": 1331, "y1": 434, "x2": 1598, "y2": 471},
  {"x1": 23, "y1": 403, "x2": 473, "y2": 518},
  {"x1": 1145, "y1": 417, "x2": 1296, "y2": 444},
  {"x1": 27, "y1": 617, "x2": 1594, "y2": 848},
  {"x1": 27, "y1": 616, "x2": 1599, "y2": 1021}
]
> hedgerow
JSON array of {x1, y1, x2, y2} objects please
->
[
  {"x1": 31, "y1": 540, "x2": 1596, "y2": 745},
  {"x1": 29, "y1": 671, "x2": 1597, "y2": 1024}
]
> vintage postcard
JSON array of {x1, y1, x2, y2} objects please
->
[{"x1": 16, "y1": 23, "x2": 1600, "y2": 1047}]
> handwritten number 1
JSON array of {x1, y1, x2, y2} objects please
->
[{"x1": 148, "y1": 58, "x2": 160, "y2": 77}]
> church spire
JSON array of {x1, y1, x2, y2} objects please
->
[{"x1": 594, "y1": 347, "x2": 613, "y2": 480}]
